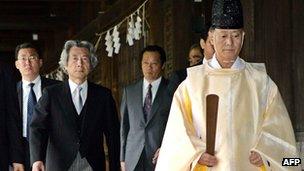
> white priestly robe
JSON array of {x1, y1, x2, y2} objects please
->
[{"x1": 155, "y1": 59, "x2": 300, "y2": 171}]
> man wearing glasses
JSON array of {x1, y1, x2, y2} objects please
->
[{"x1": 14, "y1": 42, "x2": 59, "y2": 171}]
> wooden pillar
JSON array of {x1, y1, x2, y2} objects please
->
[
  {"x1": 148, "y1": 0, "x2": 164, "y2": 46},
  {"x1": 254, "y1": 0, "x2": 294, "y2": 123},
  {"x1": 292, "y1": 0, "x2": 304, "y2": 132},
  {"x1": 240, "y1": 0, "x2": 255, "y2": 61}
]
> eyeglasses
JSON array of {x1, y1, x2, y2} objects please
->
[{"x1": 17, "y1": 55, "x2": 39, "y2": 62}]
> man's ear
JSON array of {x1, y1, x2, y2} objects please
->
[
  {"x1": 209, "y1": 31, "x2": 214, "y2": 45},
  {"x1": 39, "y1": 59, "x2": 43, "y2": 68},
  {"x1": 161, "y1": 63, "x2": 166, "y2": 70},
  {"x1": 15, "y1": 60, "x2": 19, "y2": 70},
  {"x1": 241, "y1": 31, "x2": 246, "y2": 47},
  {"x1": 200, "y1": 39, "x2": 206, "y2": 49}
]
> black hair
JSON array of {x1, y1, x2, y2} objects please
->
[
  {"x1": 140, "y1": 45, "x2": 166, "y2": 66},
  {"x1": 200, "y1": 23, "x2": 213, "y2": 41},
  {"x1": 189, "y1": 44, "x2": 204, "y2": 56},
  {"x1": 15, "y1": 42, "x2": 41, "y2": 60}
]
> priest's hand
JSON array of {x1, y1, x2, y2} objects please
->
[
  {"x1": 198, "y1": 152, "x2": 218, "y2": 167},
  {"x1": 249, "y1": 151, "x2": 263, "y2": 167}
]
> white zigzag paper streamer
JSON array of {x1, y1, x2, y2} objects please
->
[
  {"x1": 134, "y1": 11, "x2": 142, "y2": 40},
  {"x1": 112, "y1": 26, "x2": 121, "y2": 54},
  {"x1": 126, "y1": 15, "x2": 135, "y2": 46},
  {"x1": 105, "y1": 30, "x2": 113, "y2": 57}
]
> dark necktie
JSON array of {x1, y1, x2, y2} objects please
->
[
  {"x1": 143, "y1": 84, "x2": 152, "y2": 121},
  {"x1": 27, "y1": 83, "x2": 37, "y2": 140}
]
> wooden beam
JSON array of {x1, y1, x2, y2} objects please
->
[
  {"x1": 75, "y1": 0, "x2": 146, "y2": 40},
  {"x1": 0, "y1": 22, "x2": 69, "y2": 31},
  {"x1": 98, "y1": 0, "x2": 146, "y2": 31}
]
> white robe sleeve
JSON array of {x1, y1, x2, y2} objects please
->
[
  {"x1": 155, "y1": 82, "x2": 206, "y2": 171},
  {"x1": 253, "y1": 78, "x2": 300, "y2": 171}
]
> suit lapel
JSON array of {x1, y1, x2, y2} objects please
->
[
  {"x1": 134, "y1": 80, "x2": 145, "y2": 123},
  {"x1": 146, "y1": 78, "x2": 167, "y2": 124},
  {"x1": 80, "y1": 82, "x2": 93, "y2": 138},
  {"x1": 59, "y1": 81, "x2": 78, "y2": 126}
]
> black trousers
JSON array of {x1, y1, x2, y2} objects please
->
[
  {"x1": 23, "y1": 138, "x2": 31, "y2": 171},
  {"x1": 0, "y1": 145, "x2": 9, "y2": 171},
  {"x1": 134, "y1": 150, "x2": 154, "y2": 171}
]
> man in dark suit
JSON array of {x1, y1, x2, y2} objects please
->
[
  {"x1": 30, "y1": 40, "x2": 120, "y2": 171},
  {"x1": 168, "y1": 44, "x2": 204, "y2": 94},
  {"x1": 120, "y1": 45, "x2": 173, "y2": 171},
  {"x1": 168, "y1": 29, "x2": 214, "y2": 94},
  {"x1": 0, "y1": 63, "x2": 22, "y2": 171},
  {"x1": 14, "y1": 42, "x2": 60, "y2": 171}
]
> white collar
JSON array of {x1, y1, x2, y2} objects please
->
[
  {"x1": 68, "y1": 79, "x2": 88, "y2": 93},
  {"x1": 208, "y1": 55, "x2": 244, "y2": 70},
  {"x1": 22, "y1": 75, "x2": 41, "y2": 87},
  {"x1": 143, "y1": 76, "x2": 162, "y2": 89}
]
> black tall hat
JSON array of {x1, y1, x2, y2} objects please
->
[{"x1": 211, "y1": 0, "x2": 244, "y2": 29}]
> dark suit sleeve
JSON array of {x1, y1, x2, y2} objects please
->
[
  {"x1": 120, "y1": 88, "x2": 129, "y2": 162},
  {"x1": 6, "y1": 74, "x2": 25, "y2": 164},
  {"x1": 168, "y1": 71, "x2": 184, "y2": 96},
  {"x1": 104, "y1": 90, "x2": 120, "y2": 171},
  {"x1": 29, "y1": 88, "x2": 49, "y2": 165}
]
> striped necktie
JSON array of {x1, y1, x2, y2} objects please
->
[
  {"x1": 143, "y1": 84, "x2": 152, "y2": 122},
  {"x1": 27, "y1": 83, "x2": 37, "y2": 140}
]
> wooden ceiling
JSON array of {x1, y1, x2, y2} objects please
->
[
  {"x1": 0, "y1": 0, "x2": 106, "y2": 72},
  {"x1": 1, "y1": 1, "x2": 76, "y2": 49}
]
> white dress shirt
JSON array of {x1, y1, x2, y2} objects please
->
[
  {"x1": 69, "y1": 79, "x2": 88, "y2": 114},
  {"x1": 22, "y1": 75, "x2": 42, "y2": 137},
  {"x1": 202, "y1": 57, "x2": 208, "y2": 64},
  {"x1": 143, "y1": 76, "x2": 162, "y2": 105},
  {"x1": 208, "y1": 54, "x2": 245, "y2": 70}
]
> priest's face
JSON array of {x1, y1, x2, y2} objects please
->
[
  {"x1": 141, "y1": 51, "x2": 163, "y2": 83},
  {"x1": 66, "y1": 46, "x2": 91, "y2": 84},
  {"x1": 211, "y1": 29, "x2": 244, "y2": 64}
]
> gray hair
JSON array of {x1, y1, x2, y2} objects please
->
[{"x1": 59, "y1": 40, "x2": 98, "y2": 71}]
